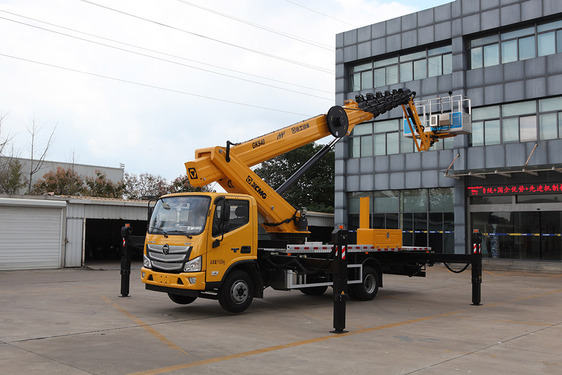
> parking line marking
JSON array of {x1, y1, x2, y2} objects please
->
[{"x1": 101, "y1": 296, "x2": 195, "y2": 359}]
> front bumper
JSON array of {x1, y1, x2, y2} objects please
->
[{"x1": 141, "y1": 267, "x2": 206, "y2": 292}]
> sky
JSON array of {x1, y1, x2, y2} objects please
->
[{"x1": 0, "y1": 0, "x2": 452, "y2": 182}]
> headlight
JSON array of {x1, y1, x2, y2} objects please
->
[
  {"x1": 183, "y1": 256, "x2": 202, "y2": 272},
  {"x1": 143, "y1": 254, "x2": 152, "y2": 268}
]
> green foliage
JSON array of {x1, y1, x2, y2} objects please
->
[
  {"x1": 254, "y1": 143, "x2": 334, "y2": 213},
  {"x1": 0, "y1": 159, "x2": 27, "y2": 195}
]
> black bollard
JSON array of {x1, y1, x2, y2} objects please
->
[
  {"x1": 331, "y1": 229, "x2": 349, "y2": 334},
  {"x1": 471, "y1": 231, "x2": 483, "y2": 306},
  {"x1": 120, "y1": 223, "x2": 132, "y2": 297}
]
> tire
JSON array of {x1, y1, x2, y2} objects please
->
[
  {"x1": 168, "y1": 293, "x2": 197, "y2": 305},
  {"x1": 349, "y1": 266, "x2": 379, "y2": 301},
  {"x1": 218, "y1": 270, "x2": 254, "y2": 313},
  {"x1": 300, "y1": 285, "x2": 328, "y2": 296}
]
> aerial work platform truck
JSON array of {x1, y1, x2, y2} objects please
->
[{"x1": 140, "y1": 89, "x2": 481, "y2": 313}]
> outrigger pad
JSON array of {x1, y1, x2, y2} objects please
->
[{"x1": 327, "y1": 106, "x2": 349, "y2": 138}]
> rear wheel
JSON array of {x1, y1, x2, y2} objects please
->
[
  {"x1": 168, "y1": 293, "x2": 197, "y2": 305},
  {"x1": 218, "y1": 270, "x2": 254, "y2": 313},
  {"x1": 349, "y1": 266, "x2": 379, "y2": 301}
]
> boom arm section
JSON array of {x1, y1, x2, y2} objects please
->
[{"x1": 185, "y1": 89, "x2": 416, "y2": 236}]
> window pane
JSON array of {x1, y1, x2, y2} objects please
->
[
  {"x1": 502, "y1": 117, "x2": 519, "y2": 143},
  {"x1": 559, "y1": 113, "x2": 562, "y2": 139},
  {"x1": 472, "y1": 105, "x2": 500, "y2": 120},
  {"x1": 350, "y1": 137, "x2": 360, "y2": 158},
  {"x1": 471, "y1": 35, "x2": 499, "y2": 47},
  {"x1": 558, "y1": 30, "x2": 562, "y2": 53},
  {"x1": 503, "y1": 101, "x2": 536, "y2": 116},
  {"x1": 471, "y1": 47, "x2": 483, "y2": 69},
  {"x1": 400, "y1": 132, "x2": 413, "y2": 153},
  {"x1": 539, "y1": 97, "x2": 562, "y2": 112},
  {"x1": 471, "y1": 121, "x2": 484, "y2": 146},
  {"x1": 414, "y1": 59, "x2": 427, "y2": 80},
  {"x1": 361, "y1": 70, "x2": 373, "y2": 90},
  {"x1": 502, "y1": 27, "x2": 534, "y2": 41},
  {"x1": 501, "y1": 40, "x2": 517, "y2": 63},
  {"x1": 400, "y1": 51, "x2": 426, "y2": 62},
  {"x1": 374, "y1": 191, "x2": 399, "y2": 213},
  {"x1": 373, "y1": 133, "x2": 386, "y2": 156},
  {"x1": 443, "y1": 137, "x2": 454, "y2": 149},
  {"x1": 519, "y1": 36, "x2": 536, "y2": 60},
  {"x1": 485, "y1": 120, "x2": 501, "y2": 145},
  {"x1": 483, "y1": 44, "x2": 500, "y2": 67},
  {"x1": 386, "y1": 64, "x2": 398, "y2": 85},
  {"x1": 520, "y1": 115, "x2": 537, "y2": 142},
  {"x1": 352, "y1": 62, "x2": 372, "y2": 73},
  {"x1": 429, "y1": 188, "x2": 453, "y2": 212},
  {"x1": 443, "y1": 53, "x2": 452, "y2": 74},
  {"x1": 387, "y1": 132, "x2": 400, "y2": 154},
  {"x1": 428, "y1": 55, "x2": 442, "y2": 77},
  {"x1": 403, "y1": 189, "x2": 428, "y2": 213},
  {"x1": 539, "y1": 113, "x2": 558, "y2": 140},
  {"x1": 352, "y1": 122, "x2": 372, "y2": 135},
  {"x1": 374, "y1": 57, "x2": 398, "y2": 67},
  {"x1": 428, "y1": 45, "x2": 452, "y2": 55},
  {"x1": 538, "y1": 32, "x2": 556, "y2": 56},
  {"x1": 374, "y1": 67, "x2": 385, "y2": 87},
  {"x1": 360, "y1": 135, "x2": 373, "y2": 157},
  {"x1": 400, "y1": 62, "x2": 413, "y2": 82},
  {"x1": 352, "y1": 73, "x2": 361, "y2": 91},
  {"x1": 538, "y1": 20, "x2": 562, "y2": 32},
  {"x1": 373, "y1": 119, "x2": 399, "y2": 133}
]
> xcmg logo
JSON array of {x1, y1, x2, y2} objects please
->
[{"x1": 246, "y1": 176, "x2": 267, "y2": 199}]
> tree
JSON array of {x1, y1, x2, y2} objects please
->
[
  {"x1": 168, "y1": 174, "x2": 212, "y2": 193},
  {"x1": 254, "y1": 143, "x2": 335, "y2": 213},
  {"x1": 84, "y1": 170, "x2": 125, "y2": 198},
  {"x1": 32, "y1": 167, "x2": 84, "y2": 196},
  {"x1": 123, "y1": 172, "x2": 168, "y2": 199},
  {"x1": 0, "y1": 112, "x2": 9, "y2": 156},
  {"x1": 0, "y1": 158, "x2": 27, "y2": 195},
  {"x1": 26, "y1": 119, "x2": 56, "y2": 194}
]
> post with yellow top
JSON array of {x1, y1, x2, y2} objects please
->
[{"x1": 331, "y1": 227, "x2": 348, "y2": 334}]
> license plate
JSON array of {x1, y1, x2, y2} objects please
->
[{"x1": 155, "y1": 274, "x2": 172, "y2": 284}]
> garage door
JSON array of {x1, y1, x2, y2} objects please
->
[{"x1": 0, "y1": 199, "x2": 66, "y2": 270}]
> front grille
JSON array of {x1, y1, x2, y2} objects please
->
[{"x1": 147, "y1": 244, "x2": 192, "y2": 272}]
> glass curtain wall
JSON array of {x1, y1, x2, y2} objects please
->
[{"x1": 348, "y1": 188, "x2": 453, "y2": 253}]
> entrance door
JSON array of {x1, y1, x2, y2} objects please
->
[{"x1": 471, "y1": 211, "x2": 561, "y2": 260}]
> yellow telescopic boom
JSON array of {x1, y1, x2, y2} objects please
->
[{"x1": 185, "y1": 89, "x2": 417, "y2": 235}]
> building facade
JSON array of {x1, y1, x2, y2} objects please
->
[{"x1": 335, "y1": 0, "x2": 562, "y2": 260}]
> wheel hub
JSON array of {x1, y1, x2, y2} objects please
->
[{"x1": 231, "y1": 280, "x2": 249, "y2": 303}]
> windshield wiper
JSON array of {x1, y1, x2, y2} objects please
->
[
  {"x1": 166, "y1": 230, "x2": 193, "y2": 239},
  {"x1": 151, "y1": 227, "x2": 169, "y2": 237}
]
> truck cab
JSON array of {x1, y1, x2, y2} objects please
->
[{"x1": 141, "y1": 192, "x2": 260, "y2": 312}]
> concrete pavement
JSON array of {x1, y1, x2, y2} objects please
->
[{"x1": 1, "y1": 263, "x2": 561, "y2": 374}]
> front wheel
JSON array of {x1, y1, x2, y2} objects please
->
[
  {"x1": 349, "y1": 266, "x2": 379, "y2": 301},
  {"x1": 168, "y1": 293, "x2": 197, "y2": 305},
  {"x1": 218, "y1": 270, "x2": 254, "y2": 313}
]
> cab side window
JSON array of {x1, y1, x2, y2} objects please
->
[{"x1": 212, "y1": 199, "x2": 249, "y2": 237}]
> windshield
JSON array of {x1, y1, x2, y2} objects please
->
[{"x1": 148, "y1": 196, "x2": 211, "y2": 236}]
